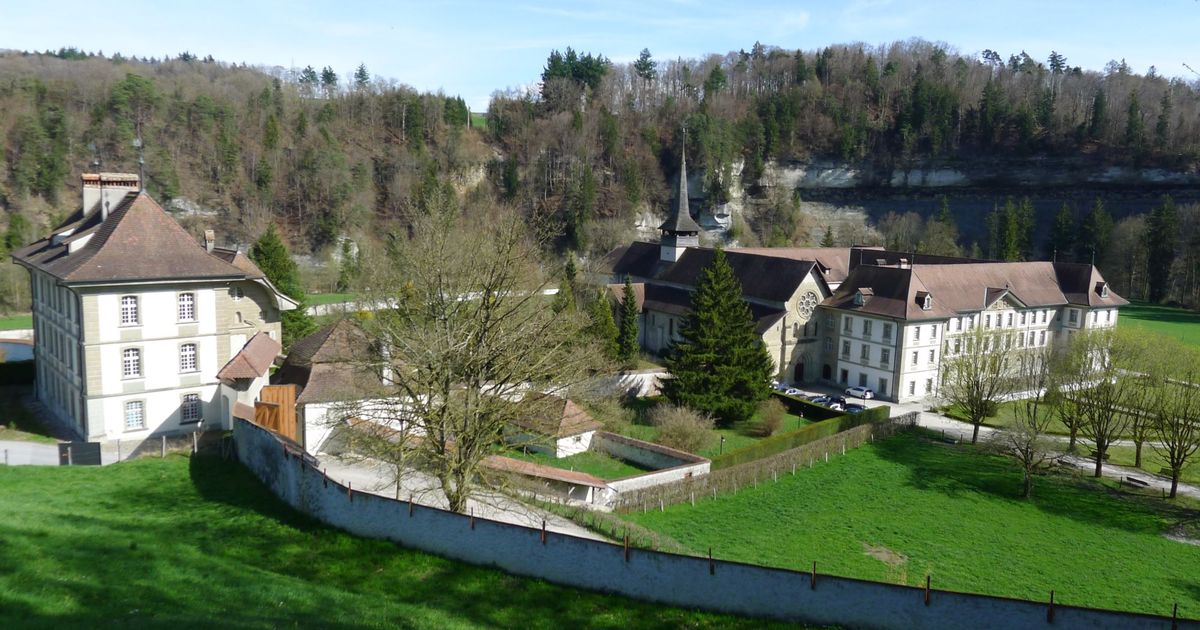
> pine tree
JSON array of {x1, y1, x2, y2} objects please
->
[
  {"x1": 1145, "y1": 195, "x2": 1178, "y2": 302},
  {"x1": 552, "y1": 258, "x2": 577, "y2": 313},
  {"x1": 585, "y1": 290, "x2": 619, "y2": 360},
  {"x1": 820, "y1": 225, "x2": 835, "y2": 247},
  {"x1": 617, "y1": 276, "x2": 640, "y2": 368},
  {"x1": 1047, "y1": 203, "x2": 1076, "y2": 260},
  {"x1": 250, "y1": 224, "x2": 315, "y2": 347},
  {"x1": 661, "y1": 249, "x2": 773, "y2": 427},
  {"x1": 353, "y1": 64, "x2": 370, "y2": 90},
  {"x1": 1077, "y1": 197, "x2": 1113, "y2": 264}
]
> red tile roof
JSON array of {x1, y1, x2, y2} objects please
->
[
  {"x1": 482, "y1": 455, "x2": 609, "y2": 488},
  {"x1": 217, "y1": 332, "x2": 281, "y2": 380}
]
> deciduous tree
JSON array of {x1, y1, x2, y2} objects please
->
[{"x1": 938, "y1": 328, "x2": 1015, "y2": 444}]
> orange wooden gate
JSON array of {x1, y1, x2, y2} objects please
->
[{"x1": 255, "y1": 384, "x2": 300, "y2": 443}]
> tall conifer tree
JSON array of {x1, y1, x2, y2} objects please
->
[
  {"x1": 661, "y1": 249, "x2": 773, "y2": 426},
  {"x1": 250, "y1": 224, "x2": 315, "y2": 347},
  {"x1": 617, "y1": 276, "x2": 640, "y2": 367}
]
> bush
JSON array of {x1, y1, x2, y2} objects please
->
[
  {"x1": 757, "y1": 398, "x2": 786, "y2": 436},
  {"x1": 650, "y1": 404, "x2": 714, "y2": 454}
]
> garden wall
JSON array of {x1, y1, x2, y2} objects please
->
[{"x1": 233, "y1": 417, "x2": 1194, "y2": 630}]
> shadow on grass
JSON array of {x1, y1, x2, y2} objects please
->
[
  {"x1": 1122, "y1": 302, "x2": 1200, "y2": 325},
  {"x1": 871, "y1": 430, "x2": 1199, "y2": 536}
]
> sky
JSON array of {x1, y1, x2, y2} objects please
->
[{"x1": 1, "y1": 0, "x2": 1198, "y2": 110}]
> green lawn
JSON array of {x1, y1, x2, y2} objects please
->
[
  {"x1": 0, "y1": 314, "x2": 32, "y2": 331},
  {"x1": 469, "y1": 112, "x2": 488, "y2": 130},
  {"x1": 945, "y1": 401, "x2": 1135, "y2": 440},
  {"x1": 620, "y1": 397, "x2": 808, "y2": 458},
  {"x1": 626, "y1": 430, "x2": 1200, "y2": 617},
  {"x1": 505, "y1": 448, "x2": 652, "y2": 480},
  {"x1": 1106, "y1": 443, "x2": 1200, "y2": 487},
  {"x1": 1120, "y1": 301, "x2": 1200, "y2": 349},
  {"x1": 306, "y1": 292, "x2": 356, "y2": 306},
  {"x1": 0, "y1": 387, "x2": 57, "y2": 444},
  {"x1": 0, "y1": 454, "x2": 801, "y2": 629}
]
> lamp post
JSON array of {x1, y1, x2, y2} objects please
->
[{"x1": 719, "y1": 435, "x2": 726, "y2": 455}]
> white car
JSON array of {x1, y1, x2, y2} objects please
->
[{"x1": 845, "y1": 386, "x2": 875, "y2": 399}]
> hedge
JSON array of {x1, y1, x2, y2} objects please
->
[
  {"x1": 710, "y1": 402, "x2": 890, "y2": 469},
  {"x1": 769, "y1": 391, "x2": 846, "y2": 421}
]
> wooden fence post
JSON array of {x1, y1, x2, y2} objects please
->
[
  {"x1": 348, "y1": 482, "x2": 353, "y2": 502},
  {"x1": 811, "y1": 561, "x2": 817, "y2": 590},
  {"x1": 624, "y1": 533, "x2": 630, "y2": 562},
  {"x1": 67, "y1": 445, "x2": 73, "y2": 466},
  {"x1": 1047, "y1": 590, "x2": 1055, "y2": 623},
  {"x1": 470, "y1": 509, "x2": 475, "y2": 530},
  {"x1": 708, "y1": 548, "x2": 715, "y2": 575},
  {"x1": 924, "y1": 575, "x2": 931, "y2": 606},
  {"x1": 541, "y1": 520, "x2": 547, "y2": 545},
  {"x1": 161, "y1": 435, "x2": 166, "y2": 458},
  {"x1": 409, "y1": 494, "x2": 414, "y2": 517}
]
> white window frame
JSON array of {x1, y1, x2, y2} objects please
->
[
  {"x1": 180, "y1": 393, "x2": 202, "y2": 424},
  {"x1": 120, "y1": 295, "x2": 139, "y2": 326},
  {"x1": 179, "y1": 343, "x2": 198, "y2": 373},
  {"x1": 124, "y1": 400, "x2": 146, "y2": 431},
  {"x1": 122, "y1": 347, "x2": 142, "y2": 379},
  {"x1": 232, "y1": 286, "x2": 245, "y2": 301},
  {"x1": 178, "y1": 292, "x2": 196, "y2": 322},
  {"x1": 860, "y1": 344, "x2": 870, "y2": 361},
  {"x1": 880, "y1": 348, "x2": 891, "y2": 367}
]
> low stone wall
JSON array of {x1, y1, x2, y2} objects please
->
[
  {"x1": 234, "y1": 417, "x2": 1193, "y2": 629},
  {"x1": 594, "y1": 432, "x2": 710, "y2": 493}
]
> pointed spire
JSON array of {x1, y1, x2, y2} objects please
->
[{"x1": 658, "y1": 130, "x2": 701, "y2": 234}]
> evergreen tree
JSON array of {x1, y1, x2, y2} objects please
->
[
  {"x1": 1144, "y1": 195, "x2": 1178, "y2": 302},
  {"x1": 1155, "y1": 92, "x2": 1172, "y2": 149},
  {"x1": 320, "y1": 66, "x2": 338, "y2": 97},
  {"x1": 633, "y1": 48, "x2": 657, "y2": 81},
  {"x1": 1089, "y1": 89, "x2": 1108, "y2": 139},
  {"x1": 1047, "y1": 203, "x2": 1076, "y2": 260},
  {"x1": 617, "y1": 276, "x2": 640, "y2": 368},
  {"x1": 820, "y1": 225, "x2": 835, "y2": 247},
  {"x1": 585, "y1": 290, "x2": 619, "y2": 360},
  {"x1": 1077, "y1": 197, "x2": 1113, "y2": 264},
  {"x1": 3, "y1": 212, "x2": 30, "y2": 252},
  {"x1": 661, "y1": 249, "x2": 773, "y2": 427},
  {"x1": 1125, "y1": 90, "x2": 1145, "y2": 150},
  {"x1": 353, "y1": 63, "x2": 370, "y2": 90},
  {"x1": 250, "y1": 224, "x2": 315, "y2": 347},
  {"x1": 551, "y1": 257, "x2": 577, "y2": 313},
  {"x1": 921, "y1": 196, "x2": 961, "y2": 256}
]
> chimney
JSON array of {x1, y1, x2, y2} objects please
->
[
  {"x1": 204, "y1": 230, "x2": 216, "y2": 253},
  {"x1": 82, "y1": 173, "x2": 140, "y2": 221}
]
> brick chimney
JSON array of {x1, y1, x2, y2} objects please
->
[
  {"x1": 204, "y1": 230, "x2": 216, "y2": 253},
  {"x1": 82, "y1": 173, "x2": 140, "y2": 221}
]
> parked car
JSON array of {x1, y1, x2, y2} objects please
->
[
  {"x1": 828, "y1": 395, "x2": 848, "y2": 406},
  {"x1": 827, "y1": 402, "x2": 845, "y2": 412},
  {"x1": 784, "y1": 387, "x2": 803, "y2": 396},
  {"x1": 844, "y1": 403, "x2": 867, "y2": 413},
  {"x1": 772, "y1": 381, "x2": 789, "y2": 392},
  {"x1": 845, "y1": 386, "x2": 875, "y2": 399},
  {"x1": 808, "y1": 396, "x2": 831, "y2": 406}
]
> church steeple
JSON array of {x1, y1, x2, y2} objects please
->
[{"x1": 659, "y1": 133, "x2": 701, "y2": 263}]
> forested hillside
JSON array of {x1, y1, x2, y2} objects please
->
[{"x1": 2, "y1": 41, "x2": 1200, "y2": 311}]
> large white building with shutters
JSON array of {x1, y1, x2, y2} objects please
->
[{"x1": 12, "y1": 173, "x2": 296, "y2": 445}]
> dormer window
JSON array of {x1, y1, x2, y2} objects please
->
[
  {"x1": 853, "y1": 287, "x2": 873, "y2": 307},
  {"x1": 1097, "y1": 282, "x2": 1109, "y2": 298},
  {"x1": 916, "y1": 291, "x2": 932, "y2": 311}
]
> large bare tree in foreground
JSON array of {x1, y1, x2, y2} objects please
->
[
  {"x1": 1058, "y1": 329, "x2": 1141, "y2": 478},
  {"x1": 351, "y1": 206, "x2": 604, "y2": 512},
  {"x1": 1150, "y1": 342, "x2": 1200, "y2": 499},
  {"x1": 988, "y1": 346, "x2": 1059, "y2": 499}
]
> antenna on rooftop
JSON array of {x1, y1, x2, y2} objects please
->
[{"x1": 132, "y1": 134, "x2": 145, "y2": 192}]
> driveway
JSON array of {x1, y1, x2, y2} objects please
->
[
  {"x1": 319, "y1": 454, "x2": 609, "y2": 542},
  {"x1": 0, "y1": 440, "x2": 59, "y2": 466}
]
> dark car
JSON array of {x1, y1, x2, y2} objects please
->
[{"x1": 844, "y1": 403, "x2": 867, "y2": 413}]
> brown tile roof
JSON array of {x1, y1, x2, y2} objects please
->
[
  {"x1": 273, "y1": 320, "x2": 388, "y2": 405},
  {"x1": 607, "y1": 282, "x2": 786, "y2": 334},
  {"x1": 482, "y1": 455, "x2": 609, "y2": 488},
  {"x1": 511, "y1": 395, "x2": 603, "y2": 438},
  {"x1": 211, "y1": 247, "x2": 267, "y2": 279},
  {"x1": 824, "y1": 261, "x2": 1127, "y2": 321},
  {"x1": 660, "y1": 248, "x2": 818, "y2": 304},
  {"x1": 217, "y1": 332, "x2": 281, "y2": 380},
  {"x1": 730, "y1": 246, "x2": 865, "y2": 284},
  {"x1": 12, "y1": 192, "x2": 247, "y2": 283},
  {"x1": 232, "y1": 402, "x2": 256, "y2": 421}
]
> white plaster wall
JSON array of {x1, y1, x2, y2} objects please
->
[
  {"x1": 90, "y1": 385, "x2": 217, "y2": 440},
  {"x1": 555, "y1": 431, "x2": 593, "y2": 458},
  {"x1": 96, "y1": 287, "x2": 216, "y2": 343},
  {"x1": 98, "y1": 336, "x2": 220, "y2": 395}
]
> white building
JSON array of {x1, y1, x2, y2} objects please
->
[{"x1": 11, "y1": 173, "x2": 296, "y2": 444}]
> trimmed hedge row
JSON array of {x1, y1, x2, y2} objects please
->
[
  {"x1": 711, "y1": 401, "x2": 889, "y2": 469},
  {"x1": 769, "y1": 390, "x2": 845, "y2": 421}
]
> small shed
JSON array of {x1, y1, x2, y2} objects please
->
[{"x1": 508, "y1": 395, "x2": 603, "y2": 458}]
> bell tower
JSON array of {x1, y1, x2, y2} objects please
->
[{"x1": 659, "y1": 136, "x2": 701, "y2": 262}]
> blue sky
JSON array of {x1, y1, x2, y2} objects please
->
[{"x1": 1, "y1": 0, "x2": 1198, "y2": 109}]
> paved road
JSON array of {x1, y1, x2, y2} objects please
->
[
  {"x1": 319, "y1": 454, "x2": 609, "y2": 541},
  {"x1": 0, "y1": 440, "x2": 59, "y2": 466}
]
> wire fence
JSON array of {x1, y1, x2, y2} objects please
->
[{"x1": 614, "y1": 412, "x2": 920, "y2": 513}]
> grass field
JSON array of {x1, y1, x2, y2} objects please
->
[
  {"x1": 0, "y1": 387, "x2": 57, "y2": 444},
  {"x1": 306, "y1": 292, "x2": 356, "y2": 305},
  {"x1": 0, "y1": 314, "x2": 32, "y2": 331},
  {"x1": 505, "y1": 448, "x2": 652, "y2": 480},
  {"x1": 943, "y1": 401, "x2": 1116, "y2": 438},
  {"x1": 0, "y1": 454, "x2": 803, "y2": 629},
  {"x1": 469, "y1": 112, "x2": 488, "y2": 130},
  {"x1": 626, "y1": 430, "x2": 1200, "y2": 617},
  {"x1": 1120, "y1": 301, "x2": 1200, "y2": 348},
  {"x1": 620, "y1": 397, "x2": 807, "y2": 458},
  {"x1": 1106, "y1": 443, "x2": 1200, "y2": 487}
]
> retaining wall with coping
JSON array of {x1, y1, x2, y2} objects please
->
[{"x1": 233, "y1": 418, "x2": 1193, "y2": 630}]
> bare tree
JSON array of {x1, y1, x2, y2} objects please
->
[
  {"x1": 1151, "y1": 343, "x2": 1200, "y2": 498},
  {"x1": 1059, "y1": 329, "x2": 1140, "y2": 478},
  {"x1": 988, "y1": 346, "x2": 1058, "y2": 498},
  {"x1": 354, "y1": 204, "x2": 604, "y2": 513},
  {"x1": 939, "y1": 328, "x2": 1016, "y2": 444}
]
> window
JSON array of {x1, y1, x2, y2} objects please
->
[
  {"x1": 908, "y1": 381, "x2": 916, "y2": 395},
  {"x1": 668, "y1": 318, "x2": 674, "y2": 337},
  {"x1": 840, "y1": 369, "x2": 848, "y2": 384},
  {"x1": 122, "y1": 348, "x2": 142, "y2": 379},
  {"x1": 928, "y1": 349, "x2": 935, "y2": 363},
  {"x1": 1069, "y1": 309, "x2": 1078, "y2": 324},
  {"x1": 120, "y1": 295, "x2": 139, "y2": 326},
  {"x1": 1039, "y1": 330, "x2": 1047, "y2": 346},
  {"x1": 181, "y1": 393, "x2": 202, "y2": 423},
  {"x1": 878, "y1": 378, "x2": 889, "y2": 396},
  {"x1": 954, "y1": 318, "x2": 961, "y2": 332},
  {"x1": 925, "y1": 378, "x2": 933, "y2": 394},
  {"x1": 968, "y1": 315, "x2": 976, "y2": 329},
  {"x1": 931, "y1": 325, "x2": 938, "y2": 339},
  {"x1": 1018, "y1": 333, "x2": 1025, "y2": 347},
  {"x1": 842, "y1": 340, "x2": 851, "y2": 358},
  {"x1": 860, "y1": 344, "x2": 870, "y2": 361},
  {"x1": 913, "y1": 327, "x2": 921, "y2": 341},
  {"x1": 880, "y1": 348, "x2": 890, "y2": 367},
  {"x1": 824, "y1": 337, "x2": 833, "y2": 352},
  {"x1": 843, "y1": 316, "x2": 852, "y2": 333},
  {"x1": 1041, "y1": 310, "x2": 1047, "y2": 323},
  {"x1": 124, "y1": 400, "x2": 145, "y2": 430},
  {"x1": 859, "y1": 373, "x2": 867, "y2": 387},
  {"x1": 179, "y1": 343, "x2": 197, "y2": 373},
  {"x1": 178, "y1": 293, "x2": 195, "y2": 322},
  {"x1": 953, "y1": 339, "x2": 961, "y2": 354},
  {"x1": 1020, "y1": 312, "x2": 1027, "y2": 325},
  {"x1": 1007, "y1": 313, "x2": 1013, "y2": 327},
  {"x1": 911, "y1": 351, "x2": 918, "y2": 366},
  {"x1": 985, "y1": 314, "x2": 991, "y2": 329},
  {"x1": 882, "y1": 323, "x2": 893, "y2": 341},
  {"x1": 232, "y1": 286, "x2": 245, "y2": 301},
  {"x1": 862, "y1": 320, "x2": 873, "y2": 337}
]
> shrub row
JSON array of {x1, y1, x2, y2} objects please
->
[
  {"x1": 710, "y1": 402, "x2": 889, "y2": 469},
  {"x1": 769, "y1": 391, "x2": 845, "y2": 421}
]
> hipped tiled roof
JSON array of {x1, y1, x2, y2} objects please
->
[
  {"x1": 273, "y1": 320, "x2": 388, "y2": 405},
  {"x1": 217, "y1": 332, "x2": 281, "y2": 380}
]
